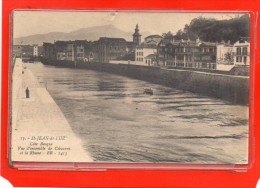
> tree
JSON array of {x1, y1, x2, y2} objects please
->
[
  {"x1": 174, "y1": 14, "x2": 250, "y2": 43},
  {"x1": 224, "y1": 51, "x2": 234, "y2": 64},
  {"x1": 162, "y1": 31, "x2": 174, "y2": 41}
]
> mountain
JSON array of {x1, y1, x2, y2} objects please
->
[{"x1": 13, "y1": 25, "x2": 151, "y2": 45}]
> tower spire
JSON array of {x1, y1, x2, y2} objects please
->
[{"x1": 133, "y1": 24, "x2": 142, "y2": 45}]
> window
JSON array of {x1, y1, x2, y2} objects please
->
[
  {"x1": 243, "y1": 56, "x2": 247, "y2": 64},
  {"x1": 177, "y1": 55, "x2": 184, "y2": 60},
  {"x1": 243, "y1": 47, "x2": 247, "y2": 55},
  {"x1": 236, "y1": 56, "x2": 242, "y2": 62},
  {"x1": 237, "y1": 48, "x2": 241, "y2": 55}
]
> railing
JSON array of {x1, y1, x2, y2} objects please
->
[
  {"x1": 233, "y1": 52, "x2": 250, "y2": 56},
  {"x1": 165, "y1": 60, "x2": 217, "y2": 70}
]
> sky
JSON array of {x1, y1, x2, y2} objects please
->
[{"x1": 12, "y1": 11, "x2": 247, "y2": 38}]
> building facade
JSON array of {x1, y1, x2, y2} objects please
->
[
  {"x1": 93, "y1": 37, "x2": 127, "y2": 63},
  {"x1": 157, "y1": 39, "x2": 219, "y2": 69},
  {"x1": 54, "y1": 41, "x2": 67, "y2": 60},
  {"x1": 66, "y1": 42, "x2": 75, "y2": 61},
  {"x1": 33, "y1": 45, "x2": 38, "y2": 57},
  {"x1": 43, "y1": 42, "x2": 56, "y2": 60},
  {"x1": 144, "y1": 54, "x2": 157, "y2": 66},
  {"x1": 233, "y1": 39, "x2": 250, "y2": 66},
  {"x1": 135, "y1": 44, "x2": 157, "y2": 66},
  {"x1": 216, "y1": 43, "x2": 234, "y2": 64},
  {"x1": 43, "y1": 40, "x2": 94, "y2": 62},
  {"x1": 198, "y1": 42, "x2": 217, "y2": 69},
  {"x1": 12, "y1": 45, "x2": 22, "y2": 58}
]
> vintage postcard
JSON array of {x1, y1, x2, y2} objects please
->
[{"x1": 10, "y1": 11, "x2": 249, "y2": 164}]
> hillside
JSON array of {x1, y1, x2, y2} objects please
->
[
  {"x1": 174, "y1": 14, "x2": 250, "y2": 43},
  {"x1": 13, "y1": 25, "x2": 151, "y2": 45}
]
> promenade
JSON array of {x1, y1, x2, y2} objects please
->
[{"x1": 11, "y1": 58, "x2": 92, "y2": 162}]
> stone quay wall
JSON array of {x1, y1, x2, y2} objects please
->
[{"x1": 41, "y1": 59, "x2": 249, "y2": 105}]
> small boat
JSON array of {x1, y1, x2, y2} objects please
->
[{"x1": 144, "y1": 88, "x2": 153, "y2": 95}]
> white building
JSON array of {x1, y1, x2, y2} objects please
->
[
  {"x1": 135, "y1": 44, "x2": 157, "y2": 66},
  {"x1": 216, "y1": 43, "x2": 234, "y2": 64},
  {"x1": 33, "y1": 45, "x2": 38, "y2": 57},
  {"x1": 215, "y1": 43, "x2": 234, "y2": 71},
  {"x1": 233, "y1": 39, "x2": 250, "y2": 66},
  {"x1": 144, "y1": 54, "x2": 157, "y2": 66}
]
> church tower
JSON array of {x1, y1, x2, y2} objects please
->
[{"x1": 133, "y1": 24, "x2": 142, "y2": 45}]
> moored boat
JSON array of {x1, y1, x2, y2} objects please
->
[{"x1": 144, "y1": 88, "x2": 153, "y2": 95}]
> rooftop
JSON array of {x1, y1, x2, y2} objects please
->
[
  {"x1": 137, "y1": 43, "x2": 157, "y2": 49},
  {"x1": 98, "y1": 37, "x2": 127, "y2": 44},
  {"x1": 200, "y1": 42, "x2": 217, "y2": 47},
  {"x1": 145, "y1": 35, "x2": 162, "y2": 39},
  {"x1": 145, "y1": 54, "x2": 157, "y2": 59}
]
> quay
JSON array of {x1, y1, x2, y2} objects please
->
[{"x1": 11, "y1": 58, "x2": 92, "y2": 163}]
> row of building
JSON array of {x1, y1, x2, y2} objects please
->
[
  {"x1": 152, "y1": 37, "x2": 250, "y2": 70},
  {"x1": 21, "y1": 24, "x2": 250, "y2": 71},
  {"x1": 13, "y1": 44, "x2": 42, "y2": 60},
  {"x1": 42, "y1": 25, "x2": 143, "y2": 64}
]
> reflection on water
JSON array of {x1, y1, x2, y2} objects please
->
[{"x1": 28, "y1": 62, "x2": 248, "y2": 164}]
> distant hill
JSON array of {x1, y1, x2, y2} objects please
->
[{"x1": 13, "y1": 25, "x2": 151, "y2": 45}]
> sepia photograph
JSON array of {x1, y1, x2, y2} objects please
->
[{"x1": 10, "y1": 11, "x2": 249, "y2": 164}]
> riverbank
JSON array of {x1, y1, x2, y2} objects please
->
[
  {"x1": 41, "y1": 59, "x2": 249, "y2": 105},
  {"x1": 11, "y1": 58, "x2": 93, "y2": 163}
]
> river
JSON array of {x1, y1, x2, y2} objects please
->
[{"x1": 27, "y1": 62, "x2": 248, "y2": 164}]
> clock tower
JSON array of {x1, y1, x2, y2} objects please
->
[{"x1": 133, "y1": 24, "x2": 141, "y2": 45}]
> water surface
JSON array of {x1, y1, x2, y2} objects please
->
[{"x1": 28, "y1": 62, "x2": 248, "y2": 164}]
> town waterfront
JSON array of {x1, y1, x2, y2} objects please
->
[{"x1": 27, "y1": 62, "x2": 248, "y2": 164}]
